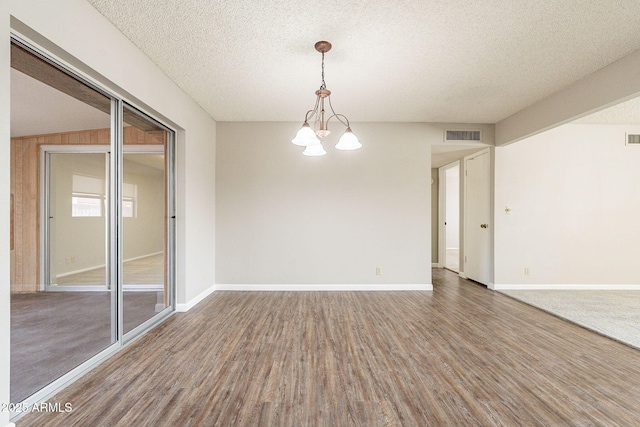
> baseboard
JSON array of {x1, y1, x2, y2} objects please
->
[
  {"x1": 176, "y1": 284, "x2": 216, "y2": 312},
  {"x1": 214, "y1": 284, "x2": 433, "y2": 291},
  {"x1": 56, "y1": 263, "x2": 107, "y2": 279},
  {"x1": 431, "y1": 263, "x2": 441, "y2": 268},
  {"x1": 123, "y1": 284, "x2": 163, "y2": 292},
  {"x1": 56, "y1": 252, "x2": 163, "y2": 279},
  {"x1": 493, "y1": 284, "x2": 640, "y2": 290},
  {"x1": 458, "y1": 272, "x2": 467, "y2": 279},
  {"x1": 45, "y1": 284, "x2": 163, "y2": 292}
]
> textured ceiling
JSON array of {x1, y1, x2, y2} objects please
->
[
  {"x1": 85, "y1": 0, "x2": 640, "y2": 123},
  {"x1": 573, "y1": 97, "x2": 640, "y2": 125}
]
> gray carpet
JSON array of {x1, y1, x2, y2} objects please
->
[
  {"x1": 11, "y1": 291, "x2": 159, "y2": 403},
  {"x1": 499, "y1": 290, "x2": 640, "y2": 349}
]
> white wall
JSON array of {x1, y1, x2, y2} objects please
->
[
  {"x1": 122, "y1": 158, "x2": 165, "y2": 261},
  {"x1": 494, "y1": 123, "x2": 640, "y2": 286},
  {"x1": 216, "y1": 122, "x2": 433, "y2": 288}
]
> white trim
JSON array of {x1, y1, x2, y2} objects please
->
[
  {"x1": 5, "y1": 423, "x2": 16, "y2": 427},
  {"x1": 431, "y1": 263, "x2": 440, "y2": 268},
  {"x1": 493, "y1": 284, "x2": 640, "y2": 290},
  {"x1": 214, "y1": 284, "x2": 433, "y2": 291},
  {"x1": 458, "y1": 272, "x2": 467, "y2": 279},
  {"x1": 176, "y1": 285, "x2": 216, "y2": 312}
]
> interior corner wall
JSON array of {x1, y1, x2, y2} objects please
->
[
  {"x1": 431, "y1": 169, "x2": 439, "y2": 264},
  {"x1": 494, "y1": 123, "x2": 640, "y2": 286},
  {"x1": 216, "y1": 122, "x2": 433, "y2": 287},
  {"x1": 7, "y1": 0, "x2": 217, "y2": 307},
  {"x1": 1, "y1": 0, "x2": 12, "y2": 424}
]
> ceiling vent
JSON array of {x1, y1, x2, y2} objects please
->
[
  {"x1": 445, "y1": 130, "x2": 481, "y2": 142},
  {"x1": 626, "y1": 133, "x2": 640, "y2": 145}
]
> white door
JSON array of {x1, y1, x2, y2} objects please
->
[{"x1": 464, "y1": 151, "x2": 491, "y2": 285}]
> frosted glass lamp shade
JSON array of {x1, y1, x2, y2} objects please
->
[
  {"x1": 335, "y1": 128, "x2": 362, "y2": 150},
  {"x1": 292, "y1": 123, "x2": 320, "y2": 146},
  {"x1": 302, "y1": 143, "x2": 327, "y2": 156}
]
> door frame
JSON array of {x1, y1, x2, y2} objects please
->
[{"x1": 40, "y1": 145, "x2": 111, "y2": 292}]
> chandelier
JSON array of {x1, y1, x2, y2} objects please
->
[{"x1": 291, "y1": 41, "x2": 362, "y2": 156}]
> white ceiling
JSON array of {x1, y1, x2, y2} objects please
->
[{"x1": 85, "y1": 0, "x2": 640, "y2": 123}]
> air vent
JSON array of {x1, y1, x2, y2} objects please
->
[
  {"x1": 626, "y1": 134, "x2": 640, "y2": 145},
  {"x1": 445, "y1": 130, "x2": 481, "y2": 142}
]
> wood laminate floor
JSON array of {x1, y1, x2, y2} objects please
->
[{"x1": 17, "y1": 269, "x2": 640, "y2": 426}]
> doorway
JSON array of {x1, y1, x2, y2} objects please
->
[{"x1": 438, "y1": 162, "x2": 460, "y2": 272}]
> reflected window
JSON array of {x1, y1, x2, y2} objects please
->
[
  {"x1": 123, "y1": 182, "x2": 137, "y2": 218},
  {"x1": 71, "y1": 174, "x2": 105, "y2": 217},
  {"x1": 71, "y1": 194, "x2": 102, "y2": 217}
]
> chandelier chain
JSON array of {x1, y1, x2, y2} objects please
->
[{"x1": 320, "y1": 52, "x2": 326, "y2": 90}]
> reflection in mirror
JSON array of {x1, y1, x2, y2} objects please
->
[
  {"x1": 10, "y1": 41, "x2": 114, "y2": 402},
  {"x1": 122, "y1": 106, "x2": 170, "y2": 334}
]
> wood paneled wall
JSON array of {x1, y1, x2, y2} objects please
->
[{"x1": 10, "y1": 127, "x2": 165, "y2": 293}]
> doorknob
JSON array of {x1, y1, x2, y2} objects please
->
[{"x1": 480, "y1": 223, "x2": 488, "y2": 228}]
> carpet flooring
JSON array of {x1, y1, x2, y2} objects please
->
[{"x1": 500, "y1": 289, "x2": 640, "y2": 349}]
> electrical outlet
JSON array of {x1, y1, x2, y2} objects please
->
[
  {"x1": 65, "y1": 257, "x2": 71, "y2": 265},
  {"x1": 524, "y1": 267, "x2": 531, "y2": 276},
  {"x1": 71, "y1": 256, "x2": 76, "y2": 263},
  {"x1": 376, "y1": 267, "x2": 382, "y2": 275}
]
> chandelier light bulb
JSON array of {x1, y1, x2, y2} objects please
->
[
  {"x1": 291, "y1": 122, "x2": 320, "y2": 146},
  {"x1": 302, "y1": 143, "x2": 327, "y2": 156},
  {"x1": 335, "y1": 127, "x2": 362, "y2": 151}
]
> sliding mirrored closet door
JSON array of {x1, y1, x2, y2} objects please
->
[{"x1": 10, "y1": 38, "x2": 175, "y2": 406}]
